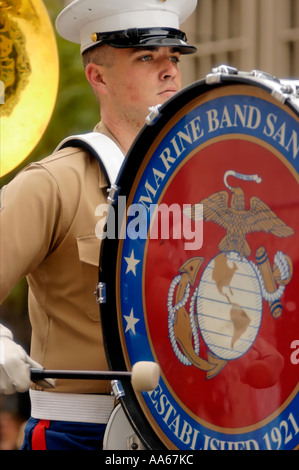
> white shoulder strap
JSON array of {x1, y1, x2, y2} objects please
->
[{"x1": 55, "y1": 132, "x2": 125, "y2": 186}]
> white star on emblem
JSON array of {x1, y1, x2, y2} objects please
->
[
  {"x1": 124, "y1": 309, "x2": 140, "y2": 335},
  {"x1": 124, "y1": 250, "x2": 140, "y2": 276}
]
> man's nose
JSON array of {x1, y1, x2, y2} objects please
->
[{"x1": 159, "y1": 58, "x2": 178, "y2": 80}]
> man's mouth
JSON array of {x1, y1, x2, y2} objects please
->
[{"x1": 158, "y1": 88, "x2": 178, "y2": 97}]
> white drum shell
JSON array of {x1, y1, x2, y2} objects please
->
[{"x1": 103, "y1": 404, "x2": 146, "y2": 450}]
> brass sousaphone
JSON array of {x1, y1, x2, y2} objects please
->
[{"x1": 0, "y1": 0, "x2": 59, "y2": 177}]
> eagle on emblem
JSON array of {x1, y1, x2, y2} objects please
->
[{"x1": 184, "y1": 171, "x2": 294, "y2": 258}]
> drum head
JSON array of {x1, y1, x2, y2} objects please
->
[
  {"x1": 99, "y1": 73, "x2": 299, "y2": 450},
  {"x1": 103, "y1": 404, "x2": 146, "y2": 450}
]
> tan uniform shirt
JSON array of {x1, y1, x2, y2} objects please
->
[{"x1": 0, "y1": 123, "x2": 124, "y2": 394}]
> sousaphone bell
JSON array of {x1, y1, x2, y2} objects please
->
[{"x1": 0, "y1": 0, "x2": 59, "y2": 177}]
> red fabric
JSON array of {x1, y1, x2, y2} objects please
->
[{"x1": 32, "y1": 420, "x2": 50, "y2": 450}]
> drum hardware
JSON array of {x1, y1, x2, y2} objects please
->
[
  {"x1": 211, "y1": 65, "x2": 238, "y2": 75},
  {"x1": 207, "y1": 64, "x2": 238, "y2": 84},
  {"x1": 145, "y1": 105, "x2": 162, "y2": 125},
  {"x1": 210, "y1": 65, "x2": 279, "y2": 82},
  {"x1": 107, "y1": 183, "x2": 121, "y2": 205},
  {"x1": 279, "y1": 81, "x2": 299, "y2": 99},
  {"x1": 206, "y1": 65, "x2": 299, "y2": 110},
  {"x1": 127, "y1": 433, "x2": 146, "y2": 450},
  {"x1": 270, "y1": 86, "x2": 296, "y2": 105},
  {"x1": 111, "y1": 379, "x2": 125, "y2": 400},
  {"x1": 95, "y1": 281, "x2": 106, "y2": 304},
  {"x1": 250, "y1": 69, "x2": 280, "y2": 83},
  {"x1": 248, "y1": 71, "x2": 299, "y2": 99},
  {"x1": 249, "y1": 70, "x2": 299, "y2": 98}
]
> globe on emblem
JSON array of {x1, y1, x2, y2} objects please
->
[{"x1": 197, "y1": 251, "x2": 262, "y2": 361}]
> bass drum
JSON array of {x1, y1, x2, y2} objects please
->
[
  {"x1": 103, "y1": 404, "x2": 146, "y2": 450},
  {"x1": 99, "y1": 66, "x2": 299, "y2": 450}
]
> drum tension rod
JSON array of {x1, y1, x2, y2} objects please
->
[
  {"x1": 95, "y1": 281, "x2": 106, "y2": 304},
  {"x1": 146, "y1": 105, "x2": 162, "y2": 125},
  {"x1": 107, "y1": 183, "x2": 120, "y2": 205}
]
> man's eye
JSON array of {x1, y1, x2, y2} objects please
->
[
  {"x1": 137, "y1": 54, "x2": 180, "y2": 63},
  {"x1": 139, "y1": 55, "x2": 152, "y2": 62},
  {"x1": 170, "y1": 56, "x2": 180, "y2": 64}
]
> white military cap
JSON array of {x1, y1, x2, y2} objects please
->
[{"x1": 56, "y1": 0, "x2": 197, "y2": 54}]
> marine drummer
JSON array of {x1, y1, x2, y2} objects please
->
[{"x1": 0, "y1": 0, "x2": 197, "y2": 450}]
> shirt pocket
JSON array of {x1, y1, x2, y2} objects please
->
[{"x1": 76, "y1": 235, "x2": 101, "y2": 321}]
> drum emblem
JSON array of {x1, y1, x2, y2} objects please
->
[
  {"x1": 168, "y1": 170, "x2": 294, "y2": 381},
  {"x1": 110, "y1": 83, "x2": 299, "y2": 449}
]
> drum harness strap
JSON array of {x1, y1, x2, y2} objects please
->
[{"x1": 55, "y1": 131, "x2": 125, "y2": 200}]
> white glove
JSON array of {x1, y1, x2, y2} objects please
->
[{"x1": 0, "y1": 324, "x2": 55, "y2": 394}]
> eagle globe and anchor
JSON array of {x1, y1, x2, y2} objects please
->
[{"x1": 167, "y1": 170, "x2": 294, "y2": 381}]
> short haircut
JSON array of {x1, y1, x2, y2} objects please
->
[{"x1": 82, "y1": 43, "x2": 115, "y2": 68}]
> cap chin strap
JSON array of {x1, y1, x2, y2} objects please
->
[{"x1": 92, "y1": 27, "x2": 187, "y2": 44}]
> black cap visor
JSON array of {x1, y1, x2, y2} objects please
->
[{"x1": 91, "y1": 28, "x2": 197, "y2": 54}]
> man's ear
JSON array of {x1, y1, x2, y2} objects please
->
[{"x1": 85, "y1": 63, "x2": 107, "y2": 95}]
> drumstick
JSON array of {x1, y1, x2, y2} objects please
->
[
  {"x1": 31, "y1": 369, "x2": 131, "y2": 380},
  {"x1": 31, "y1": 361, "x2": 160, "y2": 392}
]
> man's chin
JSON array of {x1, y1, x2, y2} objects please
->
[
  {"x1": 147, "y1": 92, "x2": 178, "y2": 111},
  {"x1": 157, "y1": 91, "x2": 178, "y2": 103}
]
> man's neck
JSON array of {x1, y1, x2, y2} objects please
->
[{"x1": 103, "y1": 116, "x2": 142, "y2": 155}]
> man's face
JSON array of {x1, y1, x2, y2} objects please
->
[{"x1": 100, "y1": 46, "x2": 182, "y2": 130}]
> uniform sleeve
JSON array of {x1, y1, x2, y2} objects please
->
[{"x1": 0, "y1": 164, "x2": 63, "y2": 303}]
